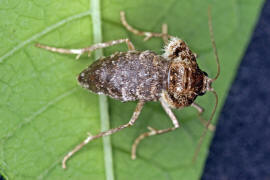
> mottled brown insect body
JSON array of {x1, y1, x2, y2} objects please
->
[
  {"x1": 78, "y1": 50, "x2": 169, "y2": 102},
  {"x1": 78, "y1": 39, "x2": 208, "y2": 109},
  {"x1": 36, "y1": 10, "x2": 220, "y2": 169}
]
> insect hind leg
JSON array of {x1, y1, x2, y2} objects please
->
[
  {"x1": 36, "y1": 38, "x2": 135, "y2": 60},
  {"x1": 120, "y1": 11, "x2": 172, "y2": 44},
  {"x1": 61, "y1": 100, "x2": 144, "y2": 169},
  {"x1": 131, "y1": 97, "x2": 180, "y2": 159}
]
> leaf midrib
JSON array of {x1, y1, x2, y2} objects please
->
[{"x1": 90, "y1": 0, "x2": 115, "y2": 180}]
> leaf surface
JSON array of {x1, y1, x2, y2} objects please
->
[{"x1": 0, "y1": 0, "x2": 264, "y2": 179}]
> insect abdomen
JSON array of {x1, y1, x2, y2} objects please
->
[{"x1": 77, "y1": 51, "x2": 169, "y2": 102}]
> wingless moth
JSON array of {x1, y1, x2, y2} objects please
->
[{"x1": 36, "y1": 8, "x2": 220, "y2": 169}]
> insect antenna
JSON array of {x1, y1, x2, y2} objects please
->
[
  {"x1": 192, "y1": 6, "x2": 220, "y2": 162},
  {"x1": 208, "y1": 6, "x2": 220, "y2": 82},
  {"x1": 192, "y1": 90, "x2": 218, "y2": 162}
]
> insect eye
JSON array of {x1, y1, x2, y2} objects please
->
[
  {"x1": 198, "y1": 91, "x2": 206, "y2": 96},
  {"x1": 173, "y1": 47, "x2": 181, "y2": 56},
  {"x1": 203, "y1": 71, "x2": 208, "y2": 77}
]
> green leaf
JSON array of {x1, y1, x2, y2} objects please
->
[{"x1": 0, "y1": 0, "x2": 264, "y2": 179}]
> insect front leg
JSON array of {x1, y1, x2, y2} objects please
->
[
  {"x1": 120, "y1": 11, "x2": 172, "y2": 44},
  {"x1": 191, "y1": 103, "x2": 216, "y2": 131},
  {"x1": 35, "y1": 38, "x2": 135, "y2": 60},
  {"x1": 62, "y1": 100, "x2": 144, "y2": 169},
  {"x1": 131, "y1": 97, "x2": 180, "y2": 160}
]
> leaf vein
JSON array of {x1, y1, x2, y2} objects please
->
[
  {"x1": 2, "y1": 88, "x2": 78, "y2": 142},
  {"x1": 0, "y1": 11, "x2": 92, "y2": 63},
  {"x1": 90, "y1": 0, "x2": 115, "y2": 180}
]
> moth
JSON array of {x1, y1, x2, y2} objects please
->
[{"x1": 36, "y1": 9, "x2": 220, "y2": 169}]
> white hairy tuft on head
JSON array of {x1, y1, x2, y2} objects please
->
[{"x1": 162, "y1": 37, "x2": 183, "y2": 59}]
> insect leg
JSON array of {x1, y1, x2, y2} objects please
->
[
  {"x1": 35, "y1": 38, "x2": 135, "y2": 60},
  {"x1": 120, "y1": 11, "x2": 172, "y2": 43},
  {"x1": 131, "y1": 97, "x2": 179, "y2": 159},
  {"x1": 161, "y1": 23, "x2": 169, "y2": 44},
  {"x1": 191, "y1": 103, "x2": 216, "y2": 131},
  {"x1": 62, "y1": 100, "x2": 144, "y2": 169}
]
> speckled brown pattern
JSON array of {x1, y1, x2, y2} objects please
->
[
  {"x1": 78, "y1": 40, "x2": 208, "y2": 109},
  {"x1": 78, "y1": 50, "x2": 169, "y2": 102}
]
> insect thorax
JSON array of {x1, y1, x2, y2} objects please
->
[{"x1": 162, "y1": 38, "x2": 208, "y2": 109}]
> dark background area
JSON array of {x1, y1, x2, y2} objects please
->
[
  {"x1": 202, "y1": 1, "x2": 270, "y2": 180},
  {"x1": 1, "y1": 1, "x2": 269, "y2": 180}
]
